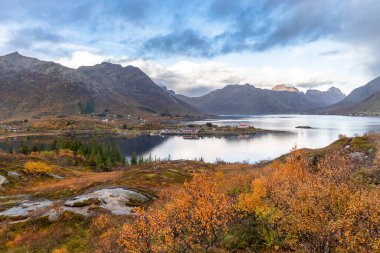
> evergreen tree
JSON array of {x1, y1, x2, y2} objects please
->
[
  {"x1": 131, "y1": 151, "x2": 137, "y2": 165},
  {"x1": 79, "y1": 98, "x2": 96, "y2": 114},
  {"x1": 148, "y1": 153, "x2": 153, "y2": 163},
  {"x1": 138, "y1": 156, "x2": 144, "y2": 165}
]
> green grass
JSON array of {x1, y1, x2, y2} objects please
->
[
  {"x1": 72, "y1": 198, "x2": 102, "y2": 207},
  {"x1": 162, "y1": 170, "x2": 188, "y2": 182},
  {"x1": 350, "y1": 136, "x2": 375, "y2": 152},
  {"x1": 0, "y1": 212, "x2": 90, "y2": 253},
  {"x1": 351, "y1": 168, "x2": 380, "y2": 185},
  {"x1": 125, "y1": 197, "x2": 149, "y2": 207}
]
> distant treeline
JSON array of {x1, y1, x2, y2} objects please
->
[
  {"x1": 18, "y1": 138, "x2": 125, "y2": 171},
  {"x1": 78, "y1": 98, "x2": 95, "y2": 114}
]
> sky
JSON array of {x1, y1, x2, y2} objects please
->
[{"x1": 0, "y1": 0, "x2": 379, "y2": 96}]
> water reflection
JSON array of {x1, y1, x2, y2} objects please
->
[
  {"x1": 0, "y1": 115, "x2": 379, "y2": 163},
  {"x1": 101, "y1": 135, "x2": 168, "y2": 156}
]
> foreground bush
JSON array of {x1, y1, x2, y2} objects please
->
[
  {"x1": 119, "y1": 173, "x2": 234, "y2": 252},
  {"x1": 24, "y1": 161, "x2": 53, "y2": 175},
  {"x1": 238, "y1": 150, "x2": 380, "y2": 252}
]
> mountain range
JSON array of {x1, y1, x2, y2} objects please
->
[
  {"x1": 316, "y1": 77, "x2": 380, "y2": 115},
  {"x1": 0, "y1": 52, "x2": 197, "y2": 119},
  {"x1": 0, "y1": 52, "x2": 378, "y2": 119},
  {"x1": 176, "y1": 84, "x2": 346, "y2": 114}
]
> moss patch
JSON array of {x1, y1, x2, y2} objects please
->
[{"x1": 72, "y1": 198, "x2": 102, "y2": 207}]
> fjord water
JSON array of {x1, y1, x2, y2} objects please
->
[
  {"x1": 1, "y1": 115, "x2": 380, "y2": 163},
  {"x1": 114, "y1": 115, "x2": 380, "y2": 163}
]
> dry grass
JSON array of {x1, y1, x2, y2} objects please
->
[{"x1": 6, "y1": 171, "x2": 123, "y2": 197}]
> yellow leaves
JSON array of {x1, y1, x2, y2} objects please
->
[
  {"x1": 24, "y1": 161, "x2": 52, "y2": 175},
  {"x1": 237, "y1": 192, "x2": 258, "y2": 213},
  {"x1": 336, "y1": 189, "x2": 380, "y2": 252},
  {"x1": 236, "y1": 150, "x2": 380, "y2": 252},
  {"x1": 119, "y1": 173, "x2": 234, "y2": 252},
  {"x1": 58, "y1": 149, "x2": 74, "y2": 157},
  {"x1": 52, "y1": 247, "x2": 69, "y2": 253},
  {"x1": 90, "y1": 214, "x2": 123, "y2": 253}
]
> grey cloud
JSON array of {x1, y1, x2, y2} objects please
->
[
  {"x1": 297, "y1": 82, "x2": 333, "y2": 89},
  {"x1": 7, "y1": 27, "x2": 63, "y2": 49},
  {"x1": 143, "y1": 29, "x2": 213, "y2": 57},
  {"x1": 319, "y1": 50, "x2": 345, "y2": 57},
  {"x1": 2, "y1": 0, "x2": 380, "y2": 75},
  {"x1": 177, "y1": 86, "x2": 213, "y2": 97},
  {"x1": 141, "y1": 0, "x2": 345, "y2": 57}
]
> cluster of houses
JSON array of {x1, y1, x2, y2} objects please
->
[
  {"x1": 98, "y1": 113, "x2": 146, "y2": 126},
  {"x1": 237, "y1": 123, "x2": 251, "y2": 129},
  {"x1": 160, "y1": 123, "x2": 252, "y2": 136},
  {"x1": 0, "y1": 125, "x2": 18, "y2": 132},
  {"x1": 160, "y1": 128, "x2": 200, "y2": 136}
]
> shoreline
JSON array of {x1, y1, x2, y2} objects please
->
[{"x1": 0, "y1": 126, "x2": 285, "y2": 140}]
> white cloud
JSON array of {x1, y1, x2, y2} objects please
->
[
  {"x1": 56, "y1": 47, "x2": 372, "y2": 96},
  {"x1": 57, "y1": 51, "x2": 105, "y2": 68},
  {"x1": 0, "y1": 26, "x2": 10, "y2": 47}
]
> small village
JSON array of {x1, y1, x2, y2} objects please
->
[{"x1": 159, "y1": 123, "x2": 270, "y2": 138}]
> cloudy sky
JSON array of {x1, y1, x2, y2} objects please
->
[{"x1": 0, "y1": 0, "x2": 379, "y2": 96}]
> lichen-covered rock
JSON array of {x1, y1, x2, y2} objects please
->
[
  {"x1": 0, "y1": 175, "x2": 9, "y2": 186},
  {"x1": 7, "y1": 171, "x2": 22, "y2": 179},
  {"x1": 47, "y1": 173, "x2": 64, "y2": 179},
  {"x1": 48, "y1": 209, "x2": 62, "y2": 222},
  {"x1": 349, "y1": 152, "x2": 366, "y2": 161}
]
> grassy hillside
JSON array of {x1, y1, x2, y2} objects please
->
[
  {"x1": 350, "y1": 91, "x2": 380, "y2": 115},
  {"x1": 0, "y1": 134, "x2": 379, "y2": 252},
  {"x1": 320, "y1": 76, "x2": 380, "y2": 114}
]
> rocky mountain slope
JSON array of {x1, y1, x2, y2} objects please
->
[
  {"x1": 319, "y1": 77, "x2": 380, "y2": 114},
  {"x1": 305, "y1": 87, "x2": 346, "y2": 107},
  {"x1": 272, "y1": 84, "x2": 299, "y2": 92},
  {"x1": 350, "y1": 91, "x2": 380, "y2": 114},
  {"x1": 0, "y1": 52, "x2": 197, "y2": 119},
  {"x1": 177, "y1": 84, "x2": 346, "y2": 114}
]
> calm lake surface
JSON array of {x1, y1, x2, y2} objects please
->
[
  {"x1": 1, "y1": 115, "x2": 380, "y2": 163},
  {"x1": 103, "y1": 115, "x2": 380, "y2": 163}
]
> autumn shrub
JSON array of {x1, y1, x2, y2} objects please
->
[
  {"x1": 58, "y1": 149, "x2": 74, "y2": 157},
  {"x1": 119, "y1": 173, "x2": 234, "y2": 253},
  {"x1": 24, "y1": 161, "x2": 52, "y2": 175},
  {"x1": 90, "y1": 214, "x2": 124, "y2": 253},
  {"x1": 336, "y1": 189, "x2": 380, "y2": 252},
  {"x1": 52, "y1": 247, "x2": 69, "y2": 253},
  {"x1": 237, "y1": 150, "x2": 380, "y2": 252}
]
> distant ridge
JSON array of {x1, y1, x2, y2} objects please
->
[
  {"x1": 317, "y1": 77, "x2": 380, "y2": 115},
  {"x1": 177, "y1": 84, "x2": 346, "y2": 114},
  {"x1": 350, "y1": 91, "x2": 380, "y2": 114},
  {"x1": 0, "y1": 52, "x2": 198, "y2": 119}
]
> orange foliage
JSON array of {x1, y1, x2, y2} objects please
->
[
  {"x1": 90, "y1": 214, "x2": 123, "y2": 253},
  {"x1": 24, "y1": 161, "x2": 52, "y2": 175},
  {"x1": 58, "y1": 149, "x2": 74, "y2": 157},
  {"x1": 336, "y1": 190, "x2": 380, "y2": 252},
  {"x1": 238, "y1": 150, "x2": 380, "y2": 252},
  {"x1": 119, "y1": 173, "x2": 233, "y2": 252},
  {"x1": 52, "y1": 247, "x2": 69, "y2": 253}
]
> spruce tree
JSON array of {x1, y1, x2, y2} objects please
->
[{"x1": 131, "y1": 151, "x2": 137, "y2": 165}]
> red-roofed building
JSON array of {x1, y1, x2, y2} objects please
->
[{"x1": 237, "y1": 123, "x2": 250, "y2": 129}]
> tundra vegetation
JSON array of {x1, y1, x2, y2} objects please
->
[{"x1": 0, "y1": 134, "x2": 379, "y2": 252}]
